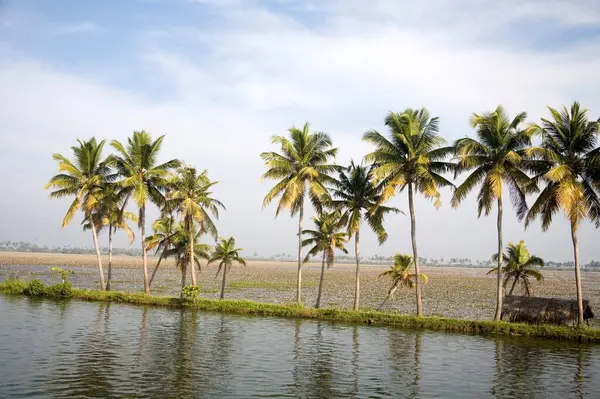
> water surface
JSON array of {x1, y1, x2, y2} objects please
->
[{"x1": 0, "y1": 295, "x2": 599, "y2": 398}]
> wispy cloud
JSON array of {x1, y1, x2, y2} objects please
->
[{"x1": 54, "y1": 21, "x2": 98, "y2": 34}]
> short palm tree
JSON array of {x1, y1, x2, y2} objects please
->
[
  {"x1": 83, "y1": 183, "x2": 137, "y2": 290},
  {"x1": 145, "y1": 215, "x2": 176, "y2": 287},
  {"x1": 260, "y1": 123, "x2": 338, "y2": 304},
  {"x1": 364, "y1": 108, "x2": 454, "y2": 316},
  {"x1": 330, "y1": 161, "x2": 399, "y2": 310},
  {"x1": 525, "y1": 102, "x2": 600, "y2": 325},
  {"x1": 208, "y1": 237, "x2": 246, "y2": 300},
  {"x1": 302, "y1": 211, "x2": 349, "y2": 308},
  {"x1": 378, "y1": 254, "x2": 427, "y2": 311},
  {"x1": 147, "y1": 222, "x2": 211, "y2": 293},
  {"x1": 111, "y1": 131, "x2": 180, "y2": 294},
  {"x1": 45, "y1": 138, "x2": 112, "y2": 290},
  {"x1": 487, "y1": 241, "x2": 544, "y2": 296},
  {"x1": 165, "y1": 166, "x2": 224, "y2": 288},
  {"x1": 452, "y1": 105, "x2": 536, "y2": 320}
]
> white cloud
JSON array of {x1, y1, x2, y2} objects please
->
[{"x1": 1, "y1": 0, "x2": 600, "y2": 262}]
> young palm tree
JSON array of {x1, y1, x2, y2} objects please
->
[
  {"x1": 145, "y1": 215, "x2": 177, "y2": 287},
  {"x1": 302, "y1": 211, "x2": 349, "y2": 308},
  {"x1": 83, "y1": 183, "x2": 137, "y2": 290},
  {"x1": 45, "y1": 138, "x2": 112, "y2": 290},
  {"x1": 147, "y1": 222, "x2": 211, "y2": 292},
  {"x1": 364, "y1": 109, "x2": 454, "y2": 316},
  {"x1": 330, "y1": 161, "x2": 400, "y2": 310},
  {"x1": 165, "y1": 166, "x2": 224, "y2": 288},
  {"x1": 260, "y1": 122, "x2": 338, "y2": 304},
  {"x1": 487, "y1": 241, "x2": 544, "y2": 296},
  {"x1": 111, "y1": 131, "x2": 180, "y2": 294},
  {"x1": 452, "y1": 105, "x2": 536, "y2": 321},
  {"x1": 525, "y1": 102, "x2": 600, "y2": 325},
  {"x1": 377, "y1": 254, "x2": 427, "y2": 311},
  {"x1": 208, "y1": 237, "x2": 246, "y2": 300}
]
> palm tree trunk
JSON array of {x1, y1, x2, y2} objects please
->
[
  {"x1": 316, "y1": 251, "x2": 326, "y2": 308},
  {"x1": 141, "y1": 204, "x2": 150, "y2": 295},
  {"x1": 571, "y1": 221, "x2": 584, "y2": 326},
  {"x1": 180, "y1": 262, "x2": 187, "y2": 298},
  {"x1": 90, "y1": 221, "x2": 105, "y2": 290},
  {"x1": 106, "y1": 224, "x2": 113, "y2": 291},
  {"x1": 149, "y1": 256, "x2": 163, "y2": 287},
  {"x1": 189, "y1": 220, "x2": 197, "y2": 287},
  {"x1": 220, "y1": 264, "x2": 228, "y2": 300},
  {"x1": 408, "y1": 183, "x2": 422, "y2": 316},
  {"x1": 377, "y1": 283, "x2": 399, "y2": 311},
  {"x1": 509, "y1": 277, "x2": 517, "y2": 295},
  {"x1": 353, "y1": 229, "x2": 360, "y2": 311},
  {"x1": 494, "y1": 197, "x2": 503, "y2": 321},
  {"x1": 296, "y1": 201, "x2": 304, "y2": 304}
]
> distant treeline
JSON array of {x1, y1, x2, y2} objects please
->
[{"x1": 0, "y1": 241, "x2": 142, "y2": 257}]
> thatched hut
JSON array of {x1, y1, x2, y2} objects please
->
[{"x1": 501, "y1": 295, "x2": 594, "y2": 327}]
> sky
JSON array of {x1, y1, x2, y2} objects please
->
[{"x1": 1, "y1": 0, "x2": 600, "y2": 262}]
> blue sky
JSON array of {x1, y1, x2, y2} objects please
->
[{"x1": 1, "y1": 0, "x2": 600, "y2": 262}]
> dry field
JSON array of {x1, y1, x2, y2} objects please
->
[{"x1": 2, "y1": 251, "x2": 599, "y2": 326}]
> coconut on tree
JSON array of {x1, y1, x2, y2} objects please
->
[
  {"x1": 111, "y1": 131, "x2": 180, "y2": 295},
  {"x1": 165, "y1": 166, "x2": 224, "y2": 289},
  {"x1": 45, "y1": 138, "x2": 112, "y2": 290},
  {"x1": 364, "y1": 109, "x2": 454, "y2": 316},
  {"x1": 329, "y1": 161, "x2": 399, "y2": 310},
  {"x1": 377, "y1": 254, "x2": 427, "y2": 311},
  {"x1": 208, "y1": 237, "x2": 246, "y2": 300},
  {"x1": 301, "y1": 211, "x2": 348, "y2": 308},
  {"x1": 525, "y1": 102, "x2": 600, "y2": 326},
  {"x1": 487, "y1": 240, "x2": 544, "y2": 296},
  {"x1": 260, "y1": 123, "x2": 338, "y2": 304},
  {"x1": 452, "y1": 106, "x2": 537, "y2": 321}
]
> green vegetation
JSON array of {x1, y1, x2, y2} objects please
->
[
  {"x1": 364, "y1": 108, "x2": 455, "y2": 316},
  {"x1": 208, "y1": 237, "x2": 246, "y2": 300},
  {"x1": 260, "y1": 123, "x2": 338, "y2": 304},
  {"x1": 2, "y1": 279, "x2": 599, "y2": 343},
  {"x1": 329, "y1": 161, "x2": 399, "y2": 310},
  {"x1": 302, "y1": 211, "x2": 348, "y2": 308},
  {"x1": 378, "y1": 254, "x2": 428, "y2": 310},
  {"x1": 488, "y1": 241, "x2": 544, "y2": 296}
]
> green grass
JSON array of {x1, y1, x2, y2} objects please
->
[{"x1": 1, "y1": 278, "x2": 599, "y2": 343}]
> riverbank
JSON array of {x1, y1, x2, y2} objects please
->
[
  {"x1": 2, "y1": 252, "x2": 600, "y2": 327},
  {"x1": 1, "y1": 279, "x2": 599, "y2": 343}
]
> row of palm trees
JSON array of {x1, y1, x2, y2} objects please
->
[
  {"x1": 46, "y1": 131, "x2": 245, "y2": 299},
  {"x1": 261, "y1": 102, "x2": 599, "y2": 325}
]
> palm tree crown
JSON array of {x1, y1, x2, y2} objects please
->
[
  {"x1": 487, "y1": 241, "x2": 544, "y2": 296},
  {"x1": 379, "y1": 254, "x2": 428, "y2": 289},
  {"x1": 208, "y1": 237, "x2": 246, "y2": 299},
  {"x1": 302, "y1": 211, "x2": 348, "y2": 266}
]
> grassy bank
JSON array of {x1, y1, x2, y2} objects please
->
[{"x1": 1, "y1": 278, "x2": 599, "y2": 343}]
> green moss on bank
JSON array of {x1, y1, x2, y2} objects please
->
[{"x1": 1, "y1": 278, "x2": 599, "y2": 343}]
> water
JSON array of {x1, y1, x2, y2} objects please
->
[{"x1": 1, "y1": 295, "x2": 599, "y2": 398}]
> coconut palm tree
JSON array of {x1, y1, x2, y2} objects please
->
[
  {"x1": 525, "y1": 102, "x2": 600, "y2": 325},
  {"x1": 147, "y1": 222, "x2": 211, "y2": 293},
  {"x1": 260, "y1": 123, "x2": 338, "y2": 304},
  {"x1": 329, "y1": 161, "x2": 400, "y2": 310},
  {"x1": 452, "y1": 105, "x2": 536, "y2": 321},
  {"x1": 111, "y1": 131, "x2": 180, "y2": 294},
  {"x1": 487, "y1": 241, "x2": 544, "y2": 296},
  {"x1": 364, "y1": 108, "x2": 454, "y2": 316},
  {"x1": 377, "y1": 254, "x2": 427, "y2": 311},
  {"x1": 145, "y1": 215, "x2": 177, "y2": 287},
  {"x1": 45, "y1": 138, "x2": 112, "y2": 290},
  {"x1": 208, "y1": 237, "x2": 246, "y2": 300},
  {"x1": 301, "y1": 211, "x2": 349, "y2": 308},
  {"x1": 165, "y1": 166, "x2": 224, "y2": 288},
  {"x1": 83, "y1": 183, "x2": 137, "y2": 290}
]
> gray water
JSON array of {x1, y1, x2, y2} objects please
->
[{"x1": 1, "y1": 296, "x2": 599, "y2": 398}]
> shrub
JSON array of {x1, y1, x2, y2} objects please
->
[
  {"x1": 181, "y1": 285, "x2": 200, "y2": 300},
  {"x1": 47, "y1": 282, "x2": 73, "y2": 299},
  {"x1": 24, "y1": 279, "x2": 46, "y2": 296},
  {"x1": 0, "y1": 278, "x2": 27, "y2": 294}
]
